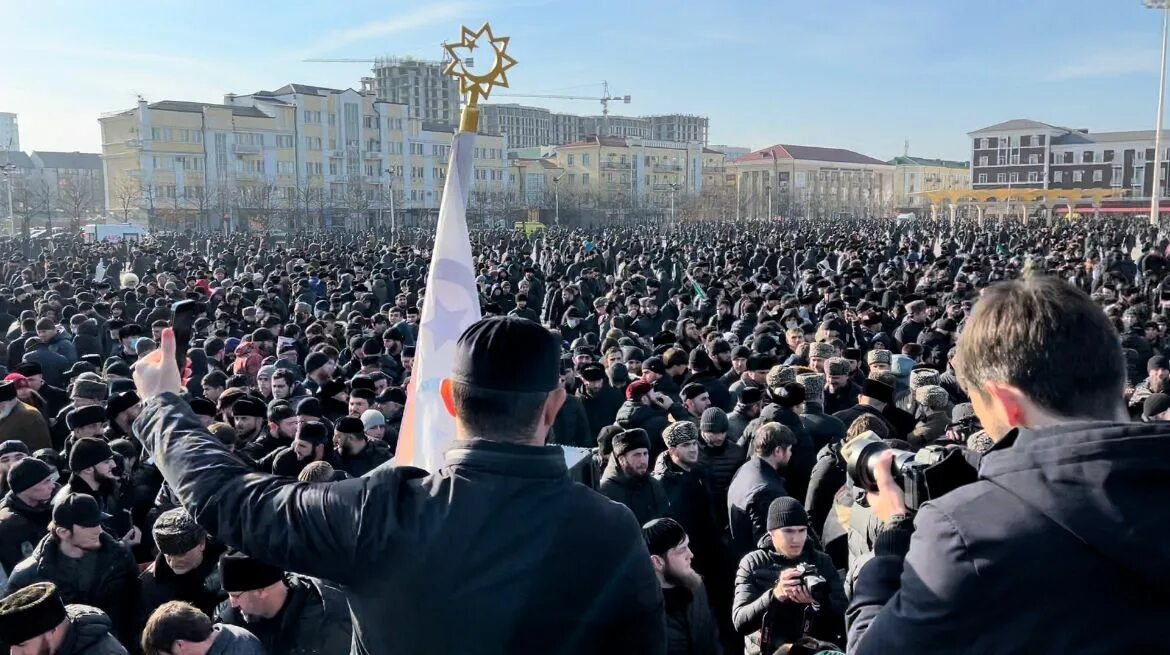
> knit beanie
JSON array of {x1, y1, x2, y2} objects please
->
[
  {"x1": 700, "y1": 408, "x2": 729, "y2": 434},
  {"x1": 305, "y1": 352, "x2": 329, "y2": 375},
  {"x1": 612, "y1": 428, "x2": 651, "y2": 457},
  {"x1": 7, "y1": 458, "x2": 55, "y2": 495},
  {"x1": 796, "y1": 373, "x2": 825, "y2": 406},
  {"x1": 68, "y1": 437, "x2": 113, "y2": 472},
  {"x1": 662, "y1": 421, "x2": 699, "y2": 448},
  {"x1": 766, "y1": 496, "x2": 809, "y2": 531},
  {"x1": 642, "y1": 517, "x2": 687, "y2": 557}
]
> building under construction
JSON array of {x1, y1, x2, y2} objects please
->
[{"x1": 365, "y1": 57, "x2": 461, "y2": 124}]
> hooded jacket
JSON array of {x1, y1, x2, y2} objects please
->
[
  {"x1": 57, "y1": 604, "x2": 129, "y2": 655},
  {"x1": 848, "y1": 421, "x2": 1170, "y2": 653}
]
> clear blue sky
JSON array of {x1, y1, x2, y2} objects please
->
[{"x1": 2, "y1": 0, "x2": 1167, "y2": 160}]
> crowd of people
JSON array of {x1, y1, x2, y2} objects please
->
[{"x1": 0, "y1": 215, "x2": 1165, "y2": 654}]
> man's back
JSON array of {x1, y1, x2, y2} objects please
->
[
  {"x1": 137, "y1": 395, "x2": 664, "y2": 655},
  {"x1": 849, "y1": 420, "x2": 1170, "y2": 653}
]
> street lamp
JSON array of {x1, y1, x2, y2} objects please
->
[
  {"x1": 383, "y1": 168, "x2": 396, "y2": 243},
  {"x1": 0, "y1": 163, "x2": 15, "y2": 229},
  {"x1": 1148, "y1": 0, "x2": 1170, "y2": 227},
  {"x1": 553, "y1": 174, "x2": 564, "y2": 225},
  {"x1": 669, "y1": 182, "x2": 680, "y2": 228}
]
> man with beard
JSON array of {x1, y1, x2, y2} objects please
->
[
  {"x1": 301, "y1": 353, "x2": 334, "y2": 397},
  {"x1": 726, "y1": 423, "x2": 796, "y2": 558},
  {"x1": 697, "y1": 408, "x2": 744, "y2": 529},
  {"x1": 227, "y1": 397, "x2": 266, "y2": 450},
  {"x1": 6, "y1": 493, "x2": 140, "y2": 644},
  {"x1": 333, "y1": 417, "x2": 392, "y2": 478},
  {"x1": 822, "y1": 358, "x2": 860, "y2": 415},
  {"x1": 576, "y1": 364, "x2": 623, "y2": 440},
  {"x1": 238, "y1": 403, "x2": 296, "y2": 463},
  {"x1": 264, "y1": 422, "x2": 335, "y2": 478},
  {"x1": 348, "y1": 388, "x2": 376, "y2": 417},
  {"x1": 268, "y1": 370, "x2": 297, "y2": 404},
  {"x1": 599, "y1": 428, "x2": 670, "y2": 525},
  {"x1": 57, "y1": 439, "x2": 140, "y2": 548},
  {"x1": 216, "y1": 552, "x2": 352, "y2": 655},
  {"x1": 0, "y1": 583, "x2": 128, "y2": 655},
  {"x1": 0, "y1": 458, "x2": 58, "y2": 575},
  {"x1": 726, "y1": 387, "x2": 762, "y2": 448},
  {"x1": 315, "y1": 381, "x2": 348, "y2": 424},
  {"x1": 136, "y1": 509, "x2": 226, "y2": 631},
  {"x1": 652, "y1": 422, "x2": 719, "y2": 577},
  {"x1": 642, "y1": 518, "x2": 721, "y2": 655},
  {"x1": 1128, "y1": 355, "x2": 1170, "y2": 418}
]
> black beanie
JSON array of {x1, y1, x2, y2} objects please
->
[
  {"x1": 700, "y1": 408, "x2": 729, "y2": 433},
  {"x1": 7, "y1": 458, "x2": 55, "y2": 495},
  {"x1": 296, "y1": 421, "x2": 330, "y2": 445},
  {"x1": 766, "y1": 496, "x2": 809, "y2": 531},
  {"x1": 105, "y1": 391, "x2": 140, "y2": 422},
  {"x1": 335, "y1": 417, "x2": 365, "y2": 435},
  {"x1": 642, "y1": 517, "x2": 687, "y2": 557},
  {"x1": 861, "y1": 378, "x2": 895, "y2": 404},
  {"x1": 68, "y1": 437, "x2": 113, "y2": 472},
  {"x1": 219, "y1": 552, "x2": 285, "y2": 593},
  {"x1": 612, "y1": 428, "x2": 651, "y2": 457}
]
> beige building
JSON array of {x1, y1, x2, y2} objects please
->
[
  {"x1": 889, "y1": 156, "x2": 969, "y2": 209},
  {"x1": 99, "y1": 84, "x2": 506, "y2": 230},
  {"x1": 727, "y1": 144, "x2": 894, "y2": 219}
]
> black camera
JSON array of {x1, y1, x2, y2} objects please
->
[
  {"x1": 840, "y1": 432, "x2": 978, "y2": 511},
  {"x1": 791, "y1": 563, "x2": 830, "y2": 606}
]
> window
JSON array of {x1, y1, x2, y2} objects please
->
[
  {"x1": 365, "y1": 164, "x2": 376, "y2": 176},
  {"x1": 305, "y1": 162, "x2": 323, "y2": 176},
  {"x1": 277, "y1": 161, "x2": 295, "y2": 175},
  {"x1": 363, "y1": 116, "x2": 375, "y2": 129},
  {"x1": 979, "y1": 156, "x2": 988, "y2": 166},
  {"x1": 1111, "y1": 166, "x2": 1122, "y2": 186},
  {"x1": 1028, "y1": 172, "x2": 1039, "y2": 183},
  {"x1": 1134, "y1": 166, "x2": 1145, "y2": 184},
  {"x1": 153, "y1": 156, "x2": 173, "y2": 170},
  {"x1": 329, "y1": 162, "x2": 338, "y2": 176},
  {"x1": 582, "y1": 154, "x2": 591, "y2": 165},
  {"x1": 1028, "y1": 154, "x2": 1039, "y2": 165},
  {"x1": 567, "y1": 154, "x2": 575, "y2": 166},
  {"x1": 1036, "y1": 135, "x2": 1046, "y2": 146},
  {"x1": 978, "y1": 138, "x2": 987, "y2": 149},
  {"x1": 978, "y1": 173, "x2": 988, "y2": 184},
  {"x1": 236, "y1": 132, "x2": 261, "y2": 146},
  {"x1": 276, "y1": 135, "x2": 294, "y2": 148},
  {"x1": 328, "y1": 113, "x2": 336, "y2": 126},
  {"x1": 1021, "y1": 136, "x2": 1031, "y2": 147},
  {"x1": 1082, "y1": 151, "x2": 1094, "y2": 163},
  {"x1": 997, "y1": 155, "x2": 1007, "y2": 166},
  {"x1": 1010, "y1": 154, "x2": 1020, "y2": 165},
  {"x1": 302, "y1": 110, "x2": 321, "y2": 124},
  {"x1": 1010, "y1": 172, "x2": 1019, "y2": 183},
  {"x1": 1105, "y1": 150, "x2": 1114, "y2": 162},
  {"x1": 582, "y1": 173, "x2": 589, "y2": 186},
  {"x1": 1073, "y1": 170, "x2": 1083, "y2": 183},
  {"x1": 997, "y1": 173, "x2": 1006, "y2": 183},
  {"x1": 1136, "y1": 149, "x2": 1146, "y2": 162},
  {"x1": 1053, "y1": 170, "x2": 1063, "y2": 183},
  {"x1": 1064, "y1": 152, "x2": 1074, "y2": 164},
  {"x1": 1093, "y1": 170, "x2": 1103, "y2": 183},
  {"x1": 178, "y1": 129, "x2": 202, "y2": 144},
  {"x1": 150, "y1": 127, "x2": 172, "y2": 142}
]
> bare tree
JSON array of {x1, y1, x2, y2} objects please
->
[
  {"x1": 236, "y1": 183, "x2": 278, "y2": 232},
  {"x1": 112, "y1": 176, "x2": 140, "y2": 222},
  {"x1": 342, "y1": 176, "x2": 370, "y2": 231},
  {"x1": 57, "y1": 174, "x2": 94, "y2": 232}
]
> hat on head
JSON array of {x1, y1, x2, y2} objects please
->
[
  {"x1": 152, "y1": 508, "x2": 207, "y2": 556},
  {"x1": 825, "y1": 357, "x2": 851, "y2": 377},
  {"x1": 1144, "y1": 392, "x2": 1170, "y2": 419},
  {"x1": 189, "y1": 397, "x2": 216, "y2": 417},
  {"x1": 909, "y1": 368, "x2": 940, "y2": 390},
  {"x1": 268, "y1": 401, "x2": 294, "y2": 423},
  {"x1": 295, "y1": 396, "x2": 323, "y2": 418},
  {"x1": 65, "y1": 405, "x2": 106, "y2": 431},
  {"x1": 103, "y1": 359, "x2": 132, "y2": 379},
  {"x1": 680, "y1": 383, "x2": 706, "y2": 401},
  {"x1": 809, "y1": 342, "x2": 835, "y2": 360},
  {"x1": 612, "y1": 428, "x2": 651, "y2": 457},
  {"x1": 7, "y1": 458, "x2": 55, "y2": 495},
  {"x1": 766, "y1": 365, "x2": 795, "y2": 391},
  {"x1": 642, "y1": 517, "x2": 687, "y2": 557},
  {"x1": 746, "y1": 354, "x2": 774, "y2": 373},
  {"x1": 318, "y1": 380, "x2": 346, "y2": 400},
  {"x1": 951, "y1": 402, "x2": 977, "y2": 424},
  {"x1": 376, "y1": 387, "x2": 407, "y2": 405},
  {"x1": 700, "y1": 407, "x2": 728, "y2": 434},
  {"x1": 451, "y1": 317, "x2": 560, "y2": 393},
  {"x1": 0, "y1": 381, "x2": 18, "y2": 403},
  {"x1": 106, "y1": 391, "x2": 139, "y2": 423},
  {"x1": 710, "y1": 340, "x2": 731, "y2": 356},
  {"x1": 643, "y1": 356, "x2": 667, "y2": 375},
  {"x1": 335, "y1": 417, "x2": 365, "y2": 435},
  {"x1": 0, "y1": 583, "x2": 68, "y2": 647},
  {"x1": 51, "y1": 492, "x2": 102, "y2": 529},
  {"x1": 70, "y1": 378, "x2": 108, "y2": 402},
  {"x1": 914, "y1": 385, "x2": 950, "y2": 411},
  {"x1": 3, "y1": 374, "x2": 28, "y2": 391},
  {"x1": 731, "y1": 345, "x2": 752, "y2": 360},
  {"x1": 1149, "y1": 355, "x2": 1170, "y2": 372},
  {"x1": 739, "y1": 387, "x2": 764, "y2": 405},
  {"x1": 766, "y1": 496, "x2": 809, "y2": 531},
  {"x1": 578, "y1": 364, "x2": 606, "y2": 383},
  {"x1": 350, "y1": 388, "x2": 375, "y2": 403},
  {"x1": 360, "y1": 409, "x2": 385, "y2": 430},
  {"x1": 305, "y1": 352, "x2": 329, "y2": 375},
  {"x1": 866, "y1": 349, "x2": 891, "y2": 366},
  {"x1": 0, "y1": 440, "x2": 28, "y2": 458},
  {"x1": 662, "y1": 420, "x2": 699, "y2": 448},
  {"x1": 295, "y1": 421, "x2": 330, "y2": 445},
  {"x1": 219, "y1": 551, "x2": 285, "y2": 593},
  {"x1": 967, "y1": 432, "x2": 995, "y2": 454},
  {"x1": 862, "y1": 378, "x2": 895, "y2": 404},
  {"x1": 12, "y1": 362, "x2": 42, "y2": 378},
  {"x1": 625, "y1": 379, "x2": 653, "y2": 401},
  {"x1": 232, "y1": 396, "x2": 266, "y2": 419},
  {"x1": 796, "y1": 373, "x2": 825, "y2": 406},
  {"x1": 68, "y1": 437, "x2": 113, "y2": 471}
]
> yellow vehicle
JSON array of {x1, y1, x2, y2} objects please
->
[{"x1": 514, "y1": 220, "x2": 545, "y2": 236}]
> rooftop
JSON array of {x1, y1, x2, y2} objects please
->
[
  {"x1": 149, "y1": 101, "x2": 269, "y2": 119},
  {"x1": 969, "y1": 119, "x2": 1060, "y2": 135},
  {"x1": 31, "y1": 151, "x2": 102, "y2": 170},
  {"x1": 0, "y1": 151, "x2": 34, "y2": 169},
  {"x1": 732, "y1": 144, "x2": 889, "y2": 167},
  {"x1": 890, "y1": 155, "x2": 969, "y2": 169}
]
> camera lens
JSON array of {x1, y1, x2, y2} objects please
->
[{"x1": 840, "y1": 432, "x2": 889, "y2": 492}]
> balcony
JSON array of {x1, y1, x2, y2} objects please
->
[
  {"x1": 235, "y1": 171, "x2": 260, "y2": 181},
  {"x1": 653, "y1": 163, "x2": 682, "y2": 173},
  {"x1": 124, "y1": 138, "x2": 145, "y2": 148},
  {"x1": 364, "y1": 151, "x2": 382, "y2": 160},
  {"x1": 328, "y1": 150, "x2": 344, "y2": 158},
  {"x1": 600, "y1": 160, "x2": 631, "y2": 170},
  {"x1": 233, "y1": 144, "x2": 261, "y2": 155}
]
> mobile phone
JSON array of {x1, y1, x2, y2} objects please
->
[{"x1": 171, "y1": 300, "x2": 206, "y2": 372}]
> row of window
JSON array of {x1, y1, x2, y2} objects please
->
[
  {"x1": 149, "y1": 128, "x2": 203, "y2": 144},
  {"x1": 974, "y1": 135, "x2": 1047, "y2": 149},
  {"x1": 975, "y1": 167, "x2": 1150, "y2": 185}
]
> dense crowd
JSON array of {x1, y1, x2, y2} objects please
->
[{"x1": 0, "y1": 215, "x2": 1165, "y2": 654}]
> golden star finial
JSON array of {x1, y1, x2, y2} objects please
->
[{"x1": 443, "y1": 22, "x2": 517, "y2": 107}]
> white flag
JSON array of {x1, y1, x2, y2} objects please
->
[{"x1": 396, "y1": 131, "x2": 482, "y2": 472}]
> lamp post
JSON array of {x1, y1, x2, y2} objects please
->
[
  {"x1": 1148, "y1": 0, "x2": 1170, "y2": 227},
  {"x1": 766, "y1": 185, "x2": 772, "y2": 221},
  {"x1": 669, "y1": 182, "x2": 680, "y2": 229},
  {"x1": 552, "y1": 174, "x2": 561, "y2": 224},
  {"x1": 0, "y1": 164, "x2": 14, "y2": 230},
  {"x1": 383, "y1": 168, "x2": 395, "y2": 243}
]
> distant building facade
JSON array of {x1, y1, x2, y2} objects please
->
[
  {"x1": 0, "y1": 113, "x2": 18, "y2": 152},
  {"x1": 367, "y1": 57, "x2": 461, "y2": 124},
  {"x1": 727, "y1": 144, "x2": 894, "y2": 219},
  {"x1": 889, "y1": 156, "x2": 969, "y2": 208}
]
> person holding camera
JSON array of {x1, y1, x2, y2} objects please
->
[
  {"x1": 732, "y1": 496, "x2": 845, "y2": 655},
  {"x1": 846, "y1": 277, "x2": 1170, "y2": 653}
]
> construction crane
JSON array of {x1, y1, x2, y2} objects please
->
[{"x1": 494, "y1": 81, "x2": 630, "y2": 117}]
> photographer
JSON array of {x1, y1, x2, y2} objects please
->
[
  {"x1": 732, "y1": 496, "x2": 845, "y2": 654},
  {"x1": 846, "y1": 277, "x2": 1170, "y2": 653}
]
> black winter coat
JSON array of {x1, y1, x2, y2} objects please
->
[
  {"x1": 135, "y1": 394, "x2": 665, "y2": 655},
  {"x1": 799, "y1": 407, "x2": 846, "y2": 453},
  {"x1": 698, "y1": 440, "x2": 745, "y2": 529},
  {"x1": 57, "y1": 605, "x2": 129, "y2": 655},
  {"x1": 599, "y1": 457, "x2": 671, "y2": 526},
  {"x1": 664, "y1": 583, "x2": 723, "y2": 655},
  {"x1": 733, "y1": 539, "x2": 846, "y2": 655},
  {"x1": 218, "y1": 575, "x2": 351, "y2": 655},
  {"x1": 726, "y1": 458, "x2": 788, "y2": 558},
  {"x1": 755, "y1": 404, "x2": 815, "y2": 502},
  {"x1": 652, "y1": 453, "x2": 719, "y2": 573},
  {"x1": 7, "y1": 532, "x2": 139, "y2": 644},
  {"x1": 136, "y1": 543, "x2": 226, "y2": 632},
  {"x1": 579, "y1": 386, "x2": 624, "y2": 441},
  {"x1": 551, "y1": 393, "x2": 593, "y2": 448},
  {"x1": 848, "y1": 421, "x2": 1170, "y2": 654},
  {"x1": 0, "y1": 492, "x2": 51, "y2": 575},
  {"x1": 615, "y1": 399, "x2": 686, "y2": 463},
  {"x1": 336, "y1": 438, "x2": 393, "y2": 478}
]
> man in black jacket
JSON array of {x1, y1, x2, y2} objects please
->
[
  {"x1": 642, "y1": 518, "x2": 722, "y2": 655},
  {"x1": 652, "y1": 422, "x2": 719, "y2": 577},
  {"x1": 136, "y1": 508, "x2": 226, "y2": 631},
  {"x1": 0, "y1": 458, "x2": 57, "y2": 575},
  {"x1": 601, "y1": 428, "x2": 671, "y2": 525},
  {"x1": 0, "y1": 582, "x2": 129, "y2": 655},
  {"x1": 132, "y1": 318, "x2": 665, "y2": 655},
  {"x1": 848, "y1": 277, "x2": 1170, "y2": 654},
  {"x1": 726, "y1": 423, "x2": 796, "y2": 558}
]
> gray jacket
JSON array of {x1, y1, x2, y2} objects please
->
[{"x1": 207, "y1": 624, "x2": 266, "y2": 655}]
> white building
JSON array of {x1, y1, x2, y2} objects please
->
[{"x1": 0, "y1": 113, "x2": 18, "y2": 152}]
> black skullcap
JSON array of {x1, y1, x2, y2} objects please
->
[
  {"x1": 642, "y1": 517, "x2": 687, "y2": 557},
  {"x1": 219, "y1": 552, "x2": 285, "y2": 593},
  {"x1": 189, "y1": 397, "x2": 216, "y2": 417},
  {"x1": 305, "y1": 352, "x2": 329, "y2": 375},
  {"x1": 731, "y1": 345, "x2": 751, "y2": 359},
  {"x1": 350, "y1": 388, "x2": 375, "y2": 402},
  {"x1": 52, "y1": 492, "x2": 102, "y2": 528},
  {"x1": 335, "y1": 417, "x2": 365, "y2": 435},
  {"x1": 643, "y1": 357, "x2": 666, "y2": 375},
  {"x1": 861, "y1": 378, "x2": 895, "y2": 404},
  {"x1": 349, "y1": 375, "x2": 376, "y2": 392},
  {"x1": 0, "y1": 440, "x2": 28, "y2": 458},
  {"x1": 232, "y1": 396, "x2": 266, "y2": 419},
  {"x1": 0, "y1": 583, "x2": 67, "y2": 646},
  {"x1": 681, "y1": 383, "x2": 707, "y2": 401},
  {"x1": 68, "y1": 437, "x2": 113, "y2": 471},
  {"x1": 1149, "y1": 355, "x2": 1170, "y2": 372},
  {"x1": 7, "y1": 458, "x2": 55, "y2": 495},
  {"x1": 451, "y1": 317, "x2": 560, "y2": 393},
  {"x1": 296, "y1": 397, "x2": 323, "y2": 418},
  {"x1": 766, "y1": 496, "x2": 809, "y2": 531},
  {"x1": 106, "y1": 391, "x2": 139, "y2": 422},
  {"x1": 739, "y1": 387, "x2": 764, "y2": 405},
  {"x1": 296, "y1": 421, "x2": 329, "y2": 445},
  {"x1": 578, "y1": 364, "x2": 606, "y2": 382}
]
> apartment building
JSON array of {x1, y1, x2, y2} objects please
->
[
  {"x1": 481, "y1": 104, "x2": 553, "y2": 149},
  {"x1": 889, "y1": 156, "x2": 969, "y2": 208},
  {"x1": 727, "y1": 144, "x2": 894, "y2": 219},
  {"x1": 368, "y1": 57, "x2": 461, "y2": 124},
  {"x1": 548, "y1": 136, "x2": 723, "y2": 207}
]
